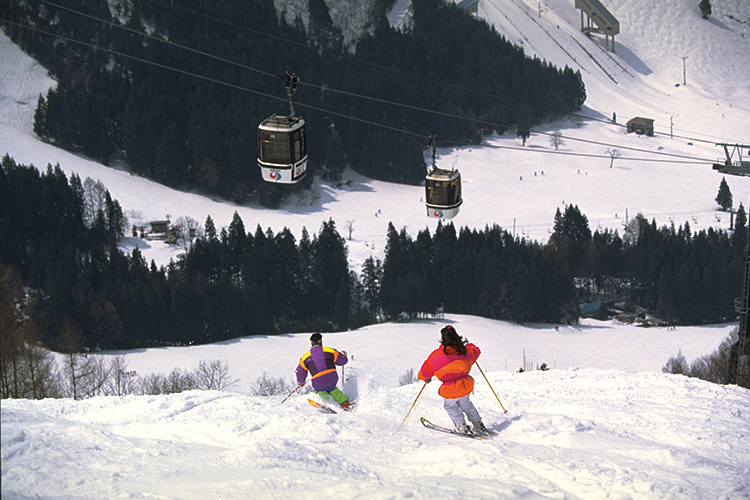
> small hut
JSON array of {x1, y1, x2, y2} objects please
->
[{"x1": 626, "y1": 117, "x2": 655, "y2": 136}]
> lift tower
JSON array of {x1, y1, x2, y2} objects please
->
[{"x1": 712, "y1": 145, "x2": 750, "y2": 386}]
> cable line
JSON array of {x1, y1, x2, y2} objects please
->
[
  {"x1": 144, "y1": 0, "x2": 741, "y2": 148},
  {"x1": 0, "y1": 17, "x2": 717, "y2": 165},
  {"x1": 28, "y1": 0, "x2": 727, "y2": 158},
  {"x1": 25, "y1": 2, "x2": 720, "y2": 163},
  {"x1": 0, "y1": 19, "x2": 427, "y2": 141}
]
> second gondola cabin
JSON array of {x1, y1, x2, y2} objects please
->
[
  {"x1": 257, "y1": 114, "x2": 307, "y2": 183},
  {"x1": 425, "y1": 168, "x2": 462, "y2": 219}
]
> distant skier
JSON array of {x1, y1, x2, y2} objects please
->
[
  {"x1": 296, "y1": 333, "x2": 351, "y2": 410},
  {"x1": 418, "y1": 325, "x2": 490, "y2": 436}
]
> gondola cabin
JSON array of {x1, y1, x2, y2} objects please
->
[
  {"x1": 425, "y1": 168, "x2": 462, "y2": 219},
  {"x1": 258, "y1": 114, "x2": 307, "y2": 183}
]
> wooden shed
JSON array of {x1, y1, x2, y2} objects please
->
[
  {"x1": 149, "y1": 220, "x2": 170, "y2": 234},
  {"x1": 626, "y1": 117, "x2": 655, "y2": 136}
]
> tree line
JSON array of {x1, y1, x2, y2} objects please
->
[
  {"x1": 3, "y1": 156, "x2": 745, "y2": 358},
  {"x1": 0, "y1": 156, "x2": 361, "y2": 355},
  {"x1": 375, "y1": 203, "x2": 746, "y2": 325},
  {"x1": 3, "y1": 0, "x2": 586, "y2": 207}
]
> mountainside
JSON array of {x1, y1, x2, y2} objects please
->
[
  {"x1": 274, "y1": 0, "x2": 385, "y2": 51},
  {"x1": 3, "y1": 0, "x2": 748, "y2": 272},
  {"x1": 479, "y1": 0, "x2": 750, "y2": 132},
  {"x1": 6, "y1": 0, "x2": 589, "y2": 200}
]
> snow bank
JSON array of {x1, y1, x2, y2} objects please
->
[{"x1": 3, "y1": 366, "x2": 748, "y2": 499}]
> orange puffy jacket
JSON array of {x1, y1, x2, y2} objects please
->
[{"x1": 418, "y1": 343, "x2": 481, "y2": 399}]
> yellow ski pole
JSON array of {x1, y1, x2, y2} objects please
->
[
  {"x1": 476, "y1": 362, "x2": 508, "y2": 413},
  {"x1": 400, "y1": 380, "x2": 428, "y2": 427}
]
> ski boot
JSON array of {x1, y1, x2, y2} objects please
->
[
  {"x1": 456, "y1": 423, "x2": 474, "y2": 436},
  {"x1": 471, "y1": 421, "x2": 491, "y2": 437}
]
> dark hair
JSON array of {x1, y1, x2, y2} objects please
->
[
  {"x1": 310, "y1": 332, "x2": 322, "y2": 345},
  {"x1": 440, "y1": 325, "x2": 466, "y2": 356}
]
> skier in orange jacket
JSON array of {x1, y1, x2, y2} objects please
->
[{"x1": 418, "y1": 325, "x2": 489, "y2": 436}]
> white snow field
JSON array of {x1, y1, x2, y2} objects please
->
[
  {"x1": 2, "y1": 316, "x2": 749, "y2": 500},
  {"x1": 2, "y1": 0, "x2": 750, "y2": 498}
]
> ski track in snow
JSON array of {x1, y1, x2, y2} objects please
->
[
  {"x1": 3, "y1": 367, "x2": 749, "y2": 499},
  {"x1": 1, "y1": 316, "x2": 748, "y2": 499}
]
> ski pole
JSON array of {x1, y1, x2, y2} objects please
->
[
  {"x1": 280, "y1": 382, "x2": 304, "y2": 404},
  {"x1": 476, "y1": 362, "x2": 508, "y2": 413},
  {"x1": 400, "y1": 380, "x2": 428, "y2": 427}
]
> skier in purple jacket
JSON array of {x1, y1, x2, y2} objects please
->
[{"x1": 296, "y1": 333, "x2": 351, "y2": 410}]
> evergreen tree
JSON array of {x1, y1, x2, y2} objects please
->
[
  {"x1": 271, "y1": 227, "x2": 301, "y2": 322},
  {"x1": 33, "y1": 94, "x2": 48, "y2": 139},
  {"x1": 715, "y1": 177, "x2": 732, "y2": 211},
  {"x1": 699, "y1": 0, "x2": 712, "y2": 19},
  {"x1": 104, "y1": 191, "x2": 127, "y2": 242},
  {"x1": 297, "y1": 227, "x2": 318, "y2": 320},
  {"x1": 361, "y1": 256, "x2": 383, "y2": 321},
  {"x1": 379, "y1": 223, "x2": 405, "y2": 319},
  {"x1": 733, "y1": 203, "x2": 747, "y2": 250},
  {"x1": 551, "y1": 205, "x2": 591, "y2": 275},
  {"x1": 225, "y1": 212, "x2": 247, "y2": 281},
  {"x1": 204, "y1": 216, "x2": 217, "y2": 241},
  {"x1": 314, "y1": 219, "x2": 349, "y2": 321}
]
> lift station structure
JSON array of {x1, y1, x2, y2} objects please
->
[
  {"x1": 575, "y1": 0, "x2": 620, "y2": 52},
  {"x1": 713, "y1": 143, "x2": 750, "y2": 177}
]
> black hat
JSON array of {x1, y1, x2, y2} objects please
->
[{"x1": 310, "y1": 332, "x2": 322, "y2": 345}]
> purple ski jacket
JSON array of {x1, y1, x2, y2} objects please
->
[{"x1": 296, "y1": 345, "x2": 348, "y2": 391}]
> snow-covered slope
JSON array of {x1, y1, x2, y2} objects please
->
[
  {"x1": 478, "y1": 0, "x2": 750, "y2": 140},
  {"x1": 2, "y1": 316, "x2": 749, "y2": 500},
  {"x1": 3, "y1": 367, "x2": 748, "y2": 500}
]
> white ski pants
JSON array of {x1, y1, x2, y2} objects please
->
[{"x1": 443, "y1": 394, "x2": 481, "y2": 428}]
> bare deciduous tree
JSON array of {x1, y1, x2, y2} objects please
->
[
  {"x1": 1, "y1": 264, "x2": 25, "y2": 398},
  {"x1": 82, "y1": 177, "x2": 107, "y2": 227},
  {"x1": 174, "y1": 215, "x2": 203, "y2": 252},
  {"x1": 58, "y1": 316, "x2": 90, "y2": 400},
  {"x1": 398, "y1": 368, "x2": 417, "y2": 386},
  {"x1": 606, "y1": 148, "x2": 622, "y2": 168},
  {"x1": 79, "y1": 356, "x2": 110, "y2": 399},
  {"x1": 166, "y1": 367, "x2": 195, "y2": 393},
  {"x1": 662, "y1": 350, "x2": 688, "y2": 375},
  {"x1": 549, "y1": 132, "x2": 564, "y2": 150},
  {"x1": 622, "y1": 212, "x2": 646, "y2": 246},
  {"x1": 1, "y1": 265, "x2": 61, "y2": 399},
  {"x1": 251, "y1": 372, "x2": 294, "y2": 396},
  {"x1": 192, "y1": 359, "x2": 237, "y2": 391},
  {"x1": 106, "y1": 356, "x2": 133, "y2": 396}
]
